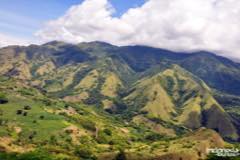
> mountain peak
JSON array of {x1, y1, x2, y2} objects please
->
[
  {"x1": 78, "y1": 41, "x2": 114, "y2": 47},
  {"x1": 42, "y1": 40, "x2": 69, "y2": 47}
]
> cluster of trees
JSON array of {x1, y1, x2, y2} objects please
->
[
  {"x1": 78, "y1": 118, "x2": 96, "y2": 132},
  {"x1": 74, "y1": 145, "x2": 97, "y2": 160},
  {"x1": 74, "y1": 145, "x2": 127, "y2": 160},
  {"x1": 16, "y1": 105, "x2": 32, "y2": 117},
  {"x1": 83, "y1": 76, "x2": 105, "y2": 106},
  {"x1": 16, "y1": 110, "x2": 28, "y2": 116},
  {"x1": 0, "y1": 150, "x2": 54, "y2": 160}
]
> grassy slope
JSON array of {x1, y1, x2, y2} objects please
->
[
  {"x1": 0, "y1": 76, "x2": 234, "y2": 160},
  {"x1": 123, "y1": 65, "x2": 238, "y2": 140}
]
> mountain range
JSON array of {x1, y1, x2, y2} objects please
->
[{"x1": 0, "y1": 41, "x2": 239, "y2": 160}]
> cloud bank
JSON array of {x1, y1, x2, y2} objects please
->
[
  {"x1": 0, "y1": 33, "x2": 30, "y2": 47},
  {"x1": 37, "y1": 0, "x2": 240, "y2": 59}
]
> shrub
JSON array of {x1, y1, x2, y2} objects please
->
[
  {"x1": 39, "y1": 115, "x2": 45, "y2": 119},
  {"x1": 96, "y1": 131, "x2": 109, "y2": 144},
  {"x1": 23, "y1": 112, "x2": 28, "y2": 116},
  {"x1": 145, "y1": 133, "x2": 163, "y2": 141},
  {"x1": 0, "y1": 149, "x2": 54, "y2": 160},
  {"x1": 16, "y1": 110, "x2": 23, "y2": 115},
  {"x1": 41, "y1": 99, "x2": 52, "y2": 106},
  {"x1": 80, "y1": 119, "x2": 96, "y2": 131},
  {"x1": 17, "y1": 149, "x2": 54, "y2": 160},
  {"x1": 115, "y1": 149, "x2": 127, "y2": 160},
  {"x1": 0, "y1": 93, "x2": 8, "y2": 104},
  {"x1": 28, "y1": 131, "x2": 37, "y2": 140},
  {"x1": 74, "y1": 146, "x2": 96, "y2": 160},
  {"x1": 108, "y1": 140, "x2": 114, "y2": 145},
  {"x1": 0, "y1": 152, "x2": 18, "y2": 160},
  {"x1": 103, "y1": 128, "x2": 112, "y2": 136},
  {"x1": 65, "y1": 137, "x2": 72, "y2": 143},
  {"x1": 49, "y1": 135, "x2": 57, "y2": 145},
  {"x1": 24, "y1": 105, "x2": 32, "y2": 110},
  {"x1": 79, "y1": 136, "x2": 92, "y2": 144}
]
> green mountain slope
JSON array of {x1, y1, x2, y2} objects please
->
[
  {"x1": 0, "y1": 76, "x2": 231, "y2": 160},
  {"x1": 179, "y1": 52, "x2": 240, "y2": 96},
  {"x1": 122, "y1": 65, "x2": 238, "y2": 140},
  {"x1": 0, "y1": 41, "x2": 240, "y2": 159}
]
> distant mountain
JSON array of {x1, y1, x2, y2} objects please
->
[
  {"x1": 114, "y1": 46, "x2": 240, "y2": 96},
  {"x1": 0, "y1": 41, "x2": 239, "y2": 159}
]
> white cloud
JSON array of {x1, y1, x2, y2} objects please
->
[
  {"x1": 37, "y1": 0, "x2": 240, "y2": 59},
  {"x1": 0, "y1": 33, "x2": 30, "y2": 47}
]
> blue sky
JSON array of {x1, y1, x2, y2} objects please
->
[{"x1": 0, "y1": 0, "x2": 145, "y2": 40}]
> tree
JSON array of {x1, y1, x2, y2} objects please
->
[
  {"x1": 115, "y1": 149, "x2": 127, "y2": 160},
  {"x1": 103, "y1": 128, "x2": 112, "y2": 136},
  {"x1": 24, "y1": 105, "x2": 32, "y2": 110},
  {"x1": 16, "y1": 110, "x2": 23, "y2": 115},
  {"x1": 49, "y1": 135, "x2": 57, "y2": 145},
  {"x1": 39, "y1": 115, "x2": 45, "y2": 119},
  {"x1": 74, "y1": 146, "x2": 96, "y2": 160},
  {"x1": 23, "y1": 112, "x2": 28, "y2": 116},
  {"x1": 0, "y1": 93, "x2": 8, "y2": 104}
]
